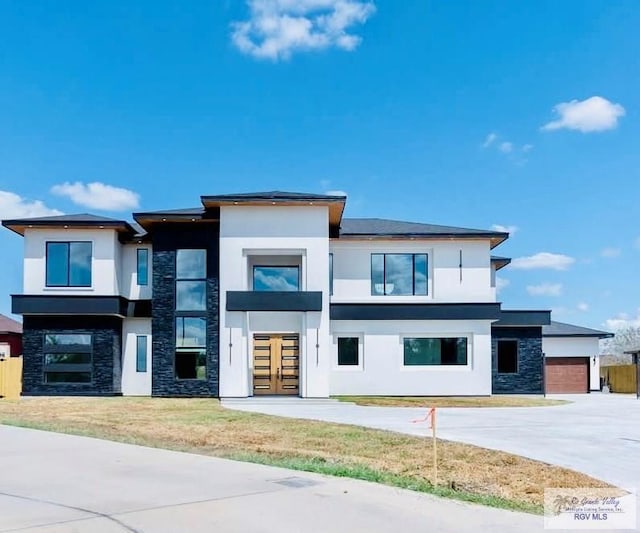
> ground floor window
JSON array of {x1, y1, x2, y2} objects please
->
[
  {"x1": 136, "y1": 335, "x2": 148, "y2": 373},
  {"x1": 175, "y1": 317, "x2": 206, "y2": 380},
  {"x1": 43, "y1": 333, "x2": 92, "y2": 384},
  {"x1": 497, "y1": 340, "x2": 518, "y2": 373},
  {"x1": 403, "y1": 337, "x2": 468, "y2": 366},
  {"x1": 337, "y1": 337, "x2": 359, "y2": 366}
]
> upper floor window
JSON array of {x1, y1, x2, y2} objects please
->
[
  {"x1": 137, "y1": 249, "x2": 149, "y2": 286},
  {"x1": 46, "y1": 242, "x2": 92, "y2": 287},
  {"x1": 176, "y1": 249, "x2": 206, "y2": 311},
  {"x1": 253, "y1": 266, "x2": 299, "y2": 291},
  {"x1": 371, "y1": 253, "x2": 427, "y2": 296},
  {"x1": 329, "y1": 253, "x2": 333, "y2": 295}
]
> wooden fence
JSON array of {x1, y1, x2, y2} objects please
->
[
  {"x1": 601, "y1": 364, "x2": 638, "y2": 394},
  {"x1": 0, "y1": 357, "x2": 22, "y2": 399}
]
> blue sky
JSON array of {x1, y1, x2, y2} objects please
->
[{"x1": 1, "y1": 0, "x2": 639, "y2": 331}]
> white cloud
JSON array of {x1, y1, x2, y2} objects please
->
[
  {"x1": 526, "y1": 282, "x2": 563, "y2": 297},
  {"x1": 0, "y1": 190, "x2": 63, "y2": 221},
  {"x1": 495, "y1": 276, "x2": 509, "y2": 294},
  {"x1": 491, "y1": 224, "x2": 518, "y2": 235},
  {"x1": 482, "y1": 133, "x2": 497, "y2": 148},
  {"x1": 325, "y1": 189, "x2": 347, "y2": 196},
  {"x1": 541, "y1": 96, "x2": 625, "y2": 133},
  {"x1": 50, "y1": 181, "x2": 140, "y2": 211},
  {"x1": 522, "y1": 144, "x2": 534, "y2": 152},
  {"x1": 604, "y1": 310, "x2": 640, "y2": 331},
  {"x1": 511, "y1": 252, "x2": 575, "y2": 271},
  {"x1": 231, "y1": 0, "x2": 376, "y2": 61},
  {"x1": 577, "y1": 302, "x2": 589, "y2": 312},
  {"x1": 498, "y1": 141, "x2": 513, "y2": 153},
  {"x1": 601, "y1": 247, "x2": 621, "y2": 258}
]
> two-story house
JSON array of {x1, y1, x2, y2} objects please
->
[{"x1": 4, "y1": 191, "x2": 579, "y2": 397}]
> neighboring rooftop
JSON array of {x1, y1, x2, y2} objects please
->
[
  {"x1": 542, "y1": 321, "x2": 613, "y2": 338},
  {"x1": 0, "y1": 313, "x2": 22, "y2": 334}
]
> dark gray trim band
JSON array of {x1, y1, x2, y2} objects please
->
[
  {"x1": 226, "y1": 291, "x2": 322, "y2": 312},
  {"x1": 330, "y1": 303, "x2": 502, "y2": 321},
  {"x1": 494, "y1": 310, "x2": 551, "y2": 326},
  {"x1": 12, "y1": 295, "x2": 152, "y2": 318}
]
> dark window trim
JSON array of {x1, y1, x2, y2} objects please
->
[
  {"x1": 337, "y1": 336, "x2": 360, "y2": 366},
  {"x1": 252, "y1": 265, "x2": 301, "y2": 292},
  {"x1": 45, "y1": 241, "x2": 93, "y2": 288},
  {"x1": 136, "y1": 335, "x2": 148, "y2": 372},
  {"x1": 329, "y1": 253, "x2": 333, "y2": 296},
  {"x1": 497, "y1": 338, "x2": 519, "y2": 374},
  {"x1": 42, "y1": 332, "x2": 94, "y2": 385},
  {"x1": 174, "y1": 316, "x2": 207, "y2": 381},
  {"x1": 137, "y1": 248, "x2": 149, "y2": 286},
  {"x1": 175, "y1": 249, "x2": 207, "y2": 312},
  {"x1": 371, "y1": 253, "x2": 428, "y2": 296}
]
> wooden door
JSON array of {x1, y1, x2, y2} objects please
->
[{"x1": 253, "y1": 334, "x2": 299, "y2": 395}]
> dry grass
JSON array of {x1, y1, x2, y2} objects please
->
[
  {"x1": 0, "y1": 397, "x2": 607, "y2": 513},
  {"x1": 335, "y1": 396, "x2": 570, "y2": 408}
]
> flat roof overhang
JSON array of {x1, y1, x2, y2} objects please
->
[
  {"x1": 493, "y1": 310, "x2": 552, "y2": 327},
  {"x1": 330, "y1": 302, "x2": 502, "y2": 321},
  {"x1": 12, "y1": 295, "x2": 151, "y2": 318},
  {"x1": 2, "y1": 219, "x2": 133, "y2": 237},
  {"x1": 201, "y1": 194, "x2": 346, "y2": 227},
  {"x1": 334, "y1": 234, "x2": 508, "y2": 249}
]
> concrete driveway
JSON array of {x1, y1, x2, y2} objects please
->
[
  {"x1": 0, "y1": 425, "x2": 541, "y2": 533},
  {"x1": 223, "y1": 393, "x2": 640, "y2": 490}
]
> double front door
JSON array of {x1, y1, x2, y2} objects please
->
[{"x1": 253, "y1": 334, "x2": 300, "y2": 395}]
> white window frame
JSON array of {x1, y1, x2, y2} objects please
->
[{"x1": 333, "y1": 333, "x2": 364, "y2": 371}]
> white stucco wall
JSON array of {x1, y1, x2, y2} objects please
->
[
  {"x1": 23, "y1": 228, "x2": 121, "y2": 295},
  {"x1": 120, "y1": 244, "x2": 153, "y2": 300},
  {"x1": 543, "y1": 336, "x2": 602, "y2": 391},
  {"x1": 330, "y1": 319, "x2": 493, "y2": 396},
  {"x1": 218, "y1": 206, "x2": 331, "y2": 398},
  {"x1": 330, "y1": 239, "x2": 494, "y2": 303},
  {"x1": 121, "y1": 318, "x2": 152, "y2": 395}
]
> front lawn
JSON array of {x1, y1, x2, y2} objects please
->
[
  {"x1": 0, "y1": 397, "x2": 605, "y2": 514},
  {"x1": 334, "y1": 396, "x2": 569, "y2": 408}
]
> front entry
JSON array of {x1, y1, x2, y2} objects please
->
[{"x1": 253, "y1": 334, "x2": 300, "y2": 395}]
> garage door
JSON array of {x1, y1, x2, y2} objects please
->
[{"x1": 545, "y1": 357, "x2": 589, "y2": 394}]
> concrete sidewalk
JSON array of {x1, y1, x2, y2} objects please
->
[
  {"x1": 222, "y1": 393, "x2": 640, "y2": 490},
  {"x1": 0, "y1": 425, "x2": 543, "y2": 533}
]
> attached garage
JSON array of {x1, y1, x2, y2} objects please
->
[
  {"x1": 545, "y1": 357, "x2": 589, "y2": 394},
  {"x1": 542, "y1": 321, "x2": 613, "y2": 394}
]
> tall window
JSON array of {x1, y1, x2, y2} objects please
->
[
  {"x1": 371, "y1": 254, "x2": 427, "y2": 296},
  {"x1": 137, "y1": 249, "x2": 149, "y2": 286},
  {"x1": 176, "y1": 250, "x2": 207, "y2": 311},
  {"x1": 43, "y1": 334, "x2": 92, "y2": 383},
  {"x1": 337, "y1": 337, "x2": 359, "y2": 366},
  {"x1": 175, "y1": 250, "x2": 207, "y2": 380},
  {"x1": 497, "y1": 340, "x2": 518, "y2": 374},
  {"x1": 403, "y1": 337, "x2": 467, "y2": 366},
  {"x1": 253, "y1": 266, "x2": 300, "y2": 291},
  {"x1": 329, "y1": 253, "x2": 334, "y2": 295},
  {"x1": 175, "y1": 317, "x2": 206, "y2": 380},
  {"x1": 46, "y1": 242, "x2": 92, "y2": 287},
  {"x1": 136, "y1": 335, "x2": 148, "y2": 372}
]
